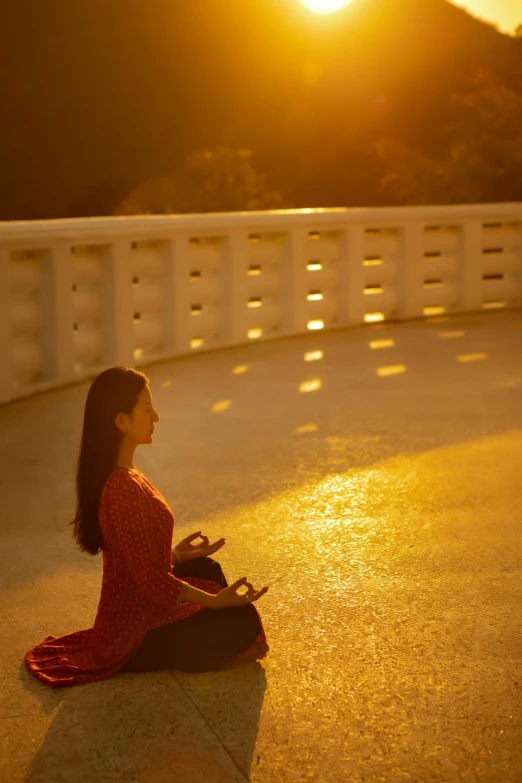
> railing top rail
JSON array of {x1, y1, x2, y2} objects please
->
[{"x1": 2, "y1": 203, "x2": 522, "y2": 246}]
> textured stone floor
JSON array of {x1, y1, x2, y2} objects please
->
[{"x1": 1, "y1": 308, "x2": 522, "y2": 783}]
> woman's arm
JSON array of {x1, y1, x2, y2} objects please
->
[{"x1": 173, "y1": 581, "x2": 218, "y2": 609}]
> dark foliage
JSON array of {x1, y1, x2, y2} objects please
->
[{"x1": 0, "y1": 0, "x2": 521, "y2": 218}]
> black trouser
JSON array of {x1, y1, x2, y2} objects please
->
[{"x1": 119, "y1": 557, "x2": 262, "y2": 673}]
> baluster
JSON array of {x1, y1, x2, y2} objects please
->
[
  {"x1": 281, "y1": 229, "x2": 308, "y2": 335},
  {"x1": 49, "y1": 243, "x2": 75, "y2": 379},
  {"x1": 339, "y1": 225, "x2": 365, "y2": 326},
  {"x1": 163, "y1": 236, "x2": 191, "y2": 355},
  {"x1": 459, "y1": 220, "x2": 483, "y2": 312},
  {"x1": 103, "y1": 241, "x2": 134, "y2": 366},
  {"x1": 401, "y1": 222, "x2": 425, "y2": 318},
  {"x1": 0, "y1": 247, "x2": 14, "y2": 403},
  {"x1": 221, "y1": 232, "x2": 249, "y2": 344}
]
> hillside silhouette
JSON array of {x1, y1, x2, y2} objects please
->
[{"x1": 1, "y1": 0, "x2": 521, "y2": 219}]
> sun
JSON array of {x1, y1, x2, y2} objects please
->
[{"x1": 299, "y1": 0, "x2": 353, "y2": 13}]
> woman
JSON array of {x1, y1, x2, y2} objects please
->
[{"x1": 25, "y1": 366, "x2": 269, "y2": 688}]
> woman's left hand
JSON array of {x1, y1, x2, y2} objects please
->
[{"x1": 172, "y1": 531, "x2": 225, "y2": 565}]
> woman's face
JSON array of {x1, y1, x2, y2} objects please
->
[{"x1": 121, "y1": 384, "x2": 160, "y2": 443}]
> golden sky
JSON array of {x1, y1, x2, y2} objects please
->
[{"x1": 450, "y1": 0, "x2": 522, "y2": 34}]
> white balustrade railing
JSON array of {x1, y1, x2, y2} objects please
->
[{"x1": 1, "y1": 204, "x2": 521, "y2": 404}]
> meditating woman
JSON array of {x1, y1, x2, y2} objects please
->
[{"x1": 25, "y1": 366, "x2": 269, "y2": 688}]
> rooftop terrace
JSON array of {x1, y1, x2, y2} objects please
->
[{"x1": 1, "y1": 305, "x2": 522, "y2": 782}]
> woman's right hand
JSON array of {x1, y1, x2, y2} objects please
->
[{"x1": 212, "y1": 576, "x2": 269, "y2": 609}]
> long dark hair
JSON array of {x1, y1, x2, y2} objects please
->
[{"x1": 70, "y1": 366, "x2": 149, "y2": 555}]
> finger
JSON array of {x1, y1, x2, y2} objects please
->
[
  {"x1": 189, "y1": 532, "x2": 201, "y2": 541},
  {"x1": 240, "y1": 585, "x2": 254, "y2": 599},
  {"x1": 251, "y1": 587, "x2": 269, "y2": 601}
]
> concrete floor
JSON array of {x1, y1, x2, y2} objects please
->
[{"x1": 1, "y1": 308, "x2": 522, "y2": 783}]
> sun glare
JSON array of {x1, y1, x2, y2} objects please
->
[{"x1": 299, "y1": 0, "x2": 353, "y2": 13}]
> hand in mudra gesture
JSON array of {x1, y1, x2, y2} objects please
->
[
  {"x1": 214, "y1": 576, "x2": 269, "y2": 609},
  {"x1": 173, "y1": 531, "x2": 269, "y2": 609},
  {"x1": 173, "y1": 531, "x2": 225, "y2": 563}
]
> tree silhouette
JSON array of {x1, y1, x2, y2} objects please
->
[
  {"x1": 375, "y1": 68, "x2": 522, "y2": 204},
  {"x1": 114, "y1": 148, "x2": 288, "y2": 215}
]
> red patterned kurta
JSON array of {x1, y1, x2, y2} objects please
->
[{"x1": 25, "y1": 466, "x2": 267, "y2": 688}]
